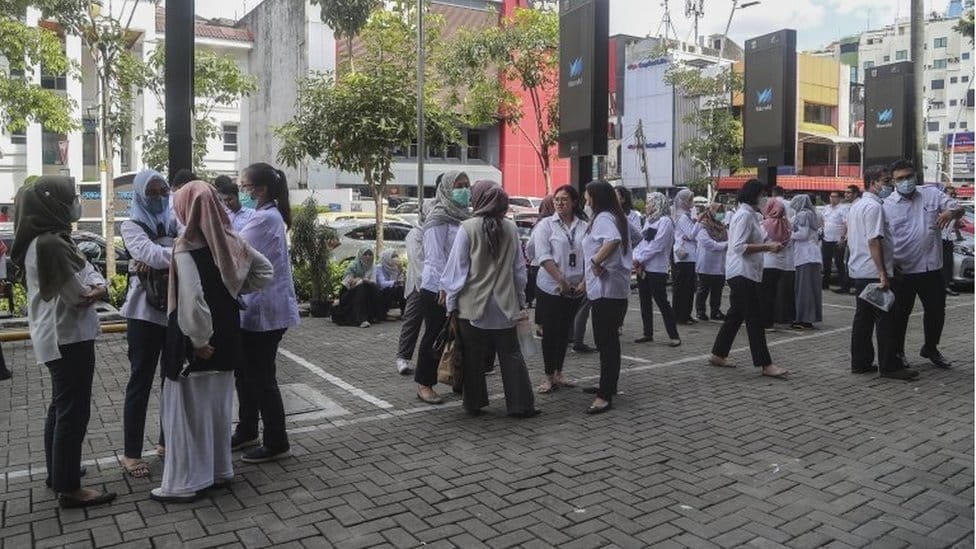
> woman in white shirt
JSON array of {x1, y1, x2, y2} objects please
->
[
  {"x1": 632, "y1": 192, "x2": 680, "y2": 346},
  {"x1": 616, "y1": 186, "x2": 642, "y2": 237},
  {"x1": 12, "y1": 176, "x2": 115, "y2": 508},
  {"x1": 671, "y1": 189, "x2": 700, "y2": 324},
  {"x1": 694, "y1": 204, "x2": 729, "y2": 322},
  {"x1": 709, "y1": 180, "x2": 789, "y2": 378},
  {"x1": 581, "y1": 181, "x2": 633, "y2": 414},
  {"x1": 532, "y1": 185, "x2": 586, "y2": 394},
  {"x1": 759, "y1": 199, "x2": 795, "y2": 329},
  {"x1": 790, "y1": 195, "x2": 823, "y2": 329},
  {"x1": 376, "y1": 248, "x2": 404, "y2": 314},
  {"x1": 415, "y1": 171, "x2": 471, "y2": 405},
  {"x1": 442, "y1": 180, "x2": 537, "y2": 418},
  {"x1": 395, "y1": 224, "x2": 425, "y2": 375}
]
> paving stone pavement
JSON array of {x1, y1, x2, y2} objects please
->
[{"x1": 0, "y1": 289, "x2": 972, "y2": 548}]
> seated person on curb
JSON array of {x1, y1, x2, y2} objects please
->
[
  {"x1": 331, "y1": 247, "x2": 385, "y2": 328},
  {"x1": 375, "y1": 249, "x2": 406, "y2": 317}
]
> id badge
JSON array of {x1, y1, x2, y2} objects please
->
[{"x1": 568, "y1": 253, "x2": 577, "y2": 268}]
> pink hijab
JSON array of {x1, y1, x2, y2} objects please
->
[
  {"x1": 167, "y1": 180, "x2": 252, "y2": 314},
  {"x1": 761, "y1": 199, "x2": 791, "y2": 244}
]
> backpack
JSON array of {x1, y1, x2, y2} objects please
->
[{"x1": 127, "y1": 221, "x2": 172, "y2": 312}]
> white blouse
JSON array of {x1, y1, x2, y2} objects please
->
[
  {"x1": 533, "y1": 215, "x2": 585, "y2": 296},
  {"x1": 119, "y1": 220, "x2": 174, "y2": 326},
  {"x1": 583, "y1": 212, "x2": 632, "y2": 301},
  {"x1": 421, "y1": 223, "x2": 459, "y2": 293},
  {"x1": 633, "y1": 217, "x2": 674, "y2": 274},
  {"x1": 673, "y1": 214, "x2": 700, "y2": 263},
  {"x1": 695, "y1": 229, "x2": 728, "y2": 276},
  {"x1": 441, "y1": 227, "x2": 527, "y2": 329},
  {"x1": 725, "y1": 204, "x2": 765, "y2": 283}
]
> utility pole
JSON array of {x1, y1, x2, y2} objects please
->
[
  {"x1": 635, "y1": 118, "x2": 651, "y2": 194},
  {"x1": 911, "y1": 0, "x2": 925, "y2": 176},
  {"x1": 416, "y1": 0, "x2": 425, "y2": 222},
  {"x1": 166, "y1": 0, "x2": 195, "y2": 181}
]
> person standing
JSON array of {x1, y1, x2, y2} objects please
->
[
  {"x1": 215, "y1": 176, "x2": 254, "y2": 232},
  {"x1": 821, "y1": 191, "x2": 850, "y2": 292},
  {"x1": 940, "y1": 186, "x2": 961, "y2": 296},
  {"x1": 233, "y1": 163, "x2": 301, "y2": 463},
  {"x1": 532, "y1": 185, "x2": 586, "y2": 393},
  {"x1": 790, "y1": 195, "x2": 824, "y2": 329},
  {"x1": 442, "y1": 180, "x2": 538, "y2": 418},
  {"x1": 526, "y1": 196, "x2": 555, "y2": 333},
  {"x1": 152, "y1": 181, "x2": 273, "y2": 503},
  {"x1": 632, "y1": 192, "x2": 680, "y2": 346},
  {"x1": 616, "y1": 186, "x2": 642, "y2": 236},
  {"x1": 395, "y1": 224, "x2": 424, "y2": 375},
  {"x1": 671, "y1": 189, "x2": 699, "y2": 324},
  {"x1": 0, "y1": 239, "x2": 10, "y2": 381},
  {"x1": 759, "y1": 200, "x2": 794, "y2": 329},
  {"x1": 710, "y1": 180, "x2": 789, "y2": 379},
  {"x1": 581, "y1": 181, "x2": 632, "y2": 414},
  {"x1": 119, "y1": 169, "x2": 176, "y2": 478},
  {"x1": 695, "y1": 204, "x2": 728, "y2": 322},
  {"x1": 415, "y1": 171, "x2": 471, "y2": 404},
  {"x1": 12, "y1": 176, "x2": 116, "y2": 508},
  {"x1": 884, "y1": 160, "x2": 963, "y2": 370}
]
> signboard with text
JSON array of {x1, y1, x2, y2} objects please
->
[
  {"x1": 558, "y1": 0, "x2": 609, "y2": 158},
  {"x1": 863, "y1": 61, "x2": 915, "y2": 168},
  {"x1": 742, "y1": 29, "x2": 797, "y2": 167}
]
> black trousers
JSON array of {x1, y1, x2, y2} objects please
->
[
  {"x1": 415, "y1": 289, "x2": 447, "y2": 387},
  {"x1": 537, "y1": 290, "x2": 582, "y2": 375},
  {"x1": 822, "y1": 241, "x2": 848, "y2": 289},
  {"x1": 890, "y1": 270, "x2": 946, "y2": 356},
  {"x1": 637, "y1": 272, "x2": 679, "y2": 340},
  {"x1": 0, "y1": 341, "x2": 9, "y2": 377},
  {"x1": 457, "y1": 320, "x2": 535, "y2": 414},
  {"x1": 235, "y1": 328, "x2": 289, "y2": 451},
  {"x1": 850, "y1": 278, "x2": 897, "y2": 372},
  {"x1": 44, "y1": 340, "x2": 95, "y2": 493},
  {"x1": 526, "y1": 265, "x2": 539, "y2": 306},
  {"x1": 711, "y1": 276, "x2": 772, "y2": 367},
  {"x1": 123, "y1": 319, "x2": 167, "y2": 458},
  {"x1": 672, "y1": 262, "x2": 696, "y2": 322},
  {"x1": 397, "y1": 290, "x2": 423, "y2": 360},
  {"x1": 942, "y1": 240, "x2": 954, "y2": 287},
  {"x1": 591, "y1": 298, "x2": 628, "y2": 401},
  {"x1": 695, "y1": 273, "x2": 725, "y2": 318},
  {"x1": 760, "y1": 268, "x2": 795, "y2": 328}
]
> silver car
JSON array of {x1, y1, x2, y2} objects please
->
[
  {"x1": 952, "y1": 234, "x2": 974, "y2": 289},
  {"x1": 329, "y1": 220, "x2": 413, "y2": 263}
]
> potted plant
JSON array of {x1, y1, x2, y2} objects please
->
[{"x1": 291, "y1": 197, "x2": 339, "y2": 317}]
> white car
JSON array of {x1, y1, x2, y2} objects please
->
[
  {"x1": 508, "y1": 196, "x2": 542, "y2": 217},
  {"x1": 329, "y1": 220, "x2": 414, "y2": 263}
]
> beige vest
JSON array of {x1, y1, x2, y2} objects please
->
[{"x1": 457, "y1": 217, "x2": 521, "y2": 322}]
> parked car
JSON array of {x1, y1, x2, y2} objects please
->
[
  {"x1": 508, "y1": 196, "x2": 541, "y2": 217},
  {"x1": 0, "y1": 230, "x2": 130, "y2": 280},
  {"x1": 328, "y1": 220, "x2": 414, "y2": 263},
  {"x1": 318, "y1": 211, "x2": 405, "y2": 225},
  {"x1": 951, "y1": 234, "x2": 974, "y2": 289},
  {"x1": 393, "y1": 201, "x2": 419, "y2": 214}
]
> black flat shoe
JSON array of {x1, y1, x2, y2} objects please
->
[
  {"x1": 711, "y1": 312, "x2": 726, "y2": 321},
  {"x1": 465, "y1": 408, "x2": 483, "y2": 417},
  {"x1": 880, "y1": 368, "x2": 919, "y2": 380},
  {"x1": 851, "y1": 365, "x2": 879, "y2": 374},
  {"x1": 920, "y1": 348, "x2": 953, "y2": 369},
  {"x1": 633, "y1": 336, "x2": 653, "y2": 343},
  {"x1": 572, "y1": 344, "x2": 597, "y2": 354},
  {"x1": 509, "y1": 409, "x2": 541, "y2": 419},
  {"x1": 149, "y1": 489, "x2": 199, "y2": 504},
  {"x1": 585, "y1": 401, "x2": 612, "y2": 415},
  {"x1": 59, "y1": 491, "x2": 116, "y2": 508},
  {"x1": 581, "y1": 386, "x2": 599, "y2": 394}
]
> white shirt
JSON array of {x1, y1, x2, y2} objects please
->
[
  {"x1": 533, "y1": 215, "x2": 585, "y2": 296},
  {"x1": 404, "y1": 226, "x2": 424, "y2": 296},
  {"x1": 375, "y1": 265, "x2": 398, "y2": 289},
  {"x1": 673, "y1": 214, "x2": 699, "y2": 263},
  {"x1": 583, "y1": 212, "x2": 632, "y2": 300},
  {"x1": 441, "y1": 227, "x2": 527, "y2": 329},
  {"x1": 847, "y1": 192, "x2": 894, "y2": 279},
  {"x1": 626, "y1": 210, "x2": 643, "y2": 236},
  {"x1": 791, "y1": 219, "x2": 822, "y2": 266},
  {"x1": 229, "y1": 207, "x2": 254, "y2": 233},
  {"x1": 695, "y1": 229, "x2": 728, "y2": 276},
  {"x1": 633, "y1": 217, "x2": 674, "y2": 274},
  {"x1": 26, "y1": 239, "x2": 105, "y2": 364},
  {"x1": 725, "y1": 204, "x2": 765, "y2": 283},
  {"x1": 821, "y1": 203, "x2": 850, "y2": 243},
  {"x1": 763, "y1": 237, "x2": 795, "y2": 271},
  {"x1": 119, "y1": 220, "x2": 174, "y2": 326},
  {"x1": 884, "y1": 186, "x2": 958, "y2": 274},
  {"x1": 421, "y1": 223, "x2": 459, "y2": 293}
]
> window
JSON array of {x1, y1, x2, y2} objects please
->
[
  {"x1": 934, "y1": 37, "x2": 947, "y2": 48},
  {"x1": 931, "y1": 101, "x2": 945, "y2": 110},
  {"x1": 933, "y1": 59, "x2": 947, "y2": 69},
  {"x1": 927, "y1": 121, "x2": 940, "y2": 132},
  {"x1": 10, "y1": 127, "x2": 26, "y2": 145},
  {"x1": 932, "y1": 79, "x2": 945, "y2": 90},
  {"x1": 951, "y1": 77, "x2": 958, "y2": 83},
  {"x1": 883, "y1": 55, "x2": 890, "y2": 62},
  {"x1": 896, "y1": 50, "x2": 908, "y2": 60},
  {"x1": 950, "y1": 122, "x2": 956, "y2": 129},
  {"x1": 963, "y1": 76, "x2": 970, "y2": 83},
  {"x1": 961, "y1": 122, "x2": 968, "y2": 129},
  {"x1": 222, "y1": 123, "x2": 238, "y2": 152},
  {"x1": 864, "y1": 60, "x2": 875, "y2": 69},
  {"x1": 963, "y1": 52, "x2": 971, "y2": 60},
  {"x1": 446, "y1": 143, "x2": 461, "y2": 160},
  {"x1": 803, "y1": 103, "x2": 833, "y2": 125},
  {"x1": 83, "y1": 126, "x2": 96, "y2": 165},
  {"x1": 40, "y1": 71, "x2": 66, "y2": 90},
  {"x1": 467, "y1": 130, "x2": 481, "y2": 160},
  {"x1": 840, "y1": 42, "x2": 857, "y2": 54},
  {"x1": 951, "y1": 99, "x2": 958, "y2": 106},
  {"x1": 42, "y1": 130, "x2": 65, "y2": 165}
]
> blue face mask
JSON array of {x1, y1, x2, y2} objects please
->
[
  {"x1": 879, "y1": 185, "x2": 894, "y2": 199},
  {"x1": 146, "y1": 195, "x2": 167, "y2": 215},
  {"x1": 715, "y1": 212, "x2": 725, "y2": 222},
  {"x1": 895, "y1": 177, "x2": 916, "y2": 196},
  {"x1": 451, "y1": 188, "x2": 471, "y2": 208},
  {"x1": 239, "y1": 192, "x2": 256, "y2": 209}
]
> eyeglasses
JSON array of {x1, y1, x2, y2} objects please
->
[{"x1": 553, "y1": 197, "x2": 572, "y2": 203}]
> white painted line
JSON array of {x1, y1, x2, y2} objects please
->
[
  {"x1": 278, "y1": 348, "x2": 393, "y2": 410},
  {"x1": 824, "y1": 303, "x2": 857, "y2": 310},
  {"x1": 621, "y1": 354, "x2": 652, "y2": 364}
]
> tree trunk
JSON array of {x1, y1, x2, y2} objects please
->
[
  {"x1": 101, "y1": 74, "x2": 116, "y2": 280},
  {"x1": 369, "y1": 174, "x2": 384, "y2": 256},
  {"x1": 543, "y1": 165, "x2": 552, "y2": 195},
  {"x1": 347, "y1": 35, "x2": 355, "y2": 72}
]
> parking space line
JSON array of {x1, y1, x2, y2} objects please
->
[{"x1": 278, "y1": 348, "x2": 393, "y2": 409}]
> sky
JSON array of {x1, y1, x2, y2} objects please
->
[{"x1": 194, "y1": 0, "x2": 952, "y2": 52}]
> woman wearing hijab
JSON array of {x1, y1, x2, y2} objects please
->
[
  {"x1": 332, "y1": 247, "x2": 381, "y2": 327},
  {"x1": 12, "y1": 176, "x2": 116, "y2": 508},
  {"x1": 695, "y1": 203, "x2": 729, "y2": 322},
  {"x1": 442, "y1": 180, "x2": 538, "y2": 418},
  {"x1": 710, "y1": 180, "x2": 789, "y2": 378},
  {"x1": 759, "y1": 199, "x2": 795, "y2": 329},
  {"x1": 671, "y1": 188, "x2": 700, "y2": 324},
  {"x1": 233, "y1": 162, "x2": 301, "y2": 464},
  {"x1": 632, "y1": 192, "x2": 681, "y2": 346},
  {"x1": 581, "y1": 180, "x2": 632, "y2": 414},
  {"x1": 152, "y1": 181, "x2": 272, "y2": 503},
  {"x1": 119, "y1": 169, "x2": 177, "y2": 478},
  {"x1": 376, "y1": 248, "x2": 405, "y2": 315},
  {"x1": 790, "y1": 194, "x2": 823, "y2": 329},
  {"x1": 415, "y1": 170, "x2": 471, "y2": 405}
]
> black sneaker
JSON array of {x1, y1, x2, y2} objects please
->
[
  {"x1": 711, "y1": 312, "x2": 726, "y2": 321},
  {"x1": 880, "y1": 368, "x2": 919, "y2": 380},
  {"x1": 572, "y1": 344, "x2": 596, "y2": 354},
  {"x1": 920, "y1": 348, "x2": 953, "y2": 369},
  {"x1": 231, "y1": 433, "x2": 259, "y2": 452},
  {"x1": 851, "y1": 364, "x2": 878, "y2": 374},
  {"x1": 241, "y1": 446, "x2": 291, "y2": 464}
]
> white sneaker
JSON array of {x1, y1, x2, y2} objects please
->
[
  {"x1": 360, "y1": 321, "x2": 371, "y2": 328},
  {"x1": 396, "y1": 358, "x2": 410, "y2": 373}
]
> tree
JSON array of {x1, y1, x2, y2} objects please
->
[
  {"x1": 311, "y1": 0, "x2": 379, "y2": 71},
  {"x1": 665, "y1": 63, "x2": 744, "y2": 198},
  {"x1": 955, "y1": 9, "x2": 974, "y2": 43},
  {"x1": 439, "y1": 7, "x2": 559, "y2": 193},
  {"x1": 276, "y1": 6, "x2": 458, "y2": 254},
  {"x1": 140, "y1": 47, "x2": 257, "y2": 176}
]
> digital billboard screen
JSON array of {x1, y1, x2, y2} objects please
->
[
  {"x1": 863, "y1": 62, "x2": 915, "y2": 168},
  {"x1": 742, "y1": 29, "x2": 797, "y2": 167},
  {"x1": 558, "y1": 0, "x2": 608, "y2": 158}
]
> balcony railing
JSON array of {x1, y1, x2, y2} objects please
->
[{"x1": 802, "y1": 163, "x2": 862, "y2": 177}]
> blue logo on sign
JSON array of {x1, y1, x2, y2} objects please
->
[
  {"x1": 877, "y1": 108, "x2": 893, "y2": 124},
  {"x1": 569, "y1": 57, "x2": 583, "y2": 79},
  {"x1": 757, "y1": 88, "x2": 773, "y2": 105}
]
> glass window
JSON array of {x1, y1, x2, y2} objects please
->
[
  {"x1": 963, "y1": 76, "x2": 970, "y2": 83},
  {"x1": 951, "y1": 77, "x2": 958, "y2": 84},
  {"x1": 927, "y1": 121, "x2": 940, "y2": 132},
  {"x1": 932, "y1": 79, "x2": 945, "y2": 90},
  {"x1": 83, "y1": 129, "x2": 96, "y2": 165},
  {"x1": 863, "y1": 61, "x2": 875, "y2": 69},
  {"x1": 467, "y1": 130, "x2": 482, "y2": 160},
  {"x1": 840, "y1": 42, "x2": 857, "y2": 54},
  {"x1": 883, "y1": 55, "x2": 890, "y2": 62},
  {"x1": 951, "y1": 99, "x2": 958, "y2": 106},
  {"x1": 962, "y1": 122, "x2": 969, "y2": 129},
  {"x1": 40, "y1": 69, "x2": 66, "y2": 90},
  {"x1": 10, "y1": 127, "x2": 26, "y2": 145},
  {"x1": 42, "y1": 130, "x2": 66, "y2": 165},
  {"x1": 222, "y1": 124, "x2": 238, "y2": 152},
  {"x1": 963, "y1": 52, "x2": 971, "y2": 60},
  {"x1": 933, "y1": 59, "x2": 947, "y2": 69},
  {"x1": 803, "y1": 103, "x2": 833, "y2": 125},
  {"x1": 934, "y1": 37, "x2": 947, "y2": 48},
  {"x1": 896, "y1": 50, "x2": 908, "y2": 60},
  {"x1": 950, "y1": 122, "x2": 956, "y2": 129}
]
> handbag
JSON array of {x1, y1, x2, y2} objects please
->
[
  {"x1": 434, "y1": 314, "x2": 463, "y2": 387},
  {"x1": 128, "y1": 221, "x2": 171, "y2": 312}
]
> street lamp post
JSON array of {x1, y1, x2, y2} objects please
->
[
  {"x1": 416, "y1": 0, "x2": 425, "y2": 222},
  {"x1": 719, "y1": 0, "x2": 759, "y2": 60}
]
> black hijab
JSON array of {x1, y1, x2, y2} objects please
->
[{"x1": 11, "y1": 176, "x2": 87, "y2": 300}]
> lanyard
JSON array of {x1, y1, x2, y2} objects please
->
[{"x1": 558, "y1": 219, "x2": 577, "y2": 248}]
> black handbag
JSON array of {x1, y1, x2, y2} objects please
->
[{"x1": 128, "y1": 222, "x2": 171, "y2": 312}]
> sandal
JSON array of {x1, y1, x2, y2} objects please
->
[
  {"x1": 155, "y1": 446, "x2": 166, "y2": 458},
  {"x1": 761, "y1": 366, "x2": 790, "y2": 379},
  {"x1": 121, "y1": 459, "x2": 151, "y2": 479},
  {"x1": 537, "y1": 380, "x2": 555, "y2": 394},
  {"x1": 709, "y1": 356, "x2": 735, "y2": 368},
  {"x1": 555, "y1": 377, "x2": 577, "y2": 388}
]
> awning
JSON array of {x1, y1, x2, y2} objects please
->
[
  {"x1": 717, "y1": 175, "x2": 862, "y2": 192},
  {"x1": 797, "y1": 131, "x2": 864, "y2": 146}
]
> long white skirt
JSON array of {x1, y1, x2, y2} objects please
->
[{"x1": 157, "y1": 371, "x2": 234, "y2": 497}]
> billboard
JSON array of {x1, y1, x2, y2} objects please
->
[
  {"x1": 558, "y1": 0, "x2": 608, "y2": 158},
  {"x1": 742, "y1": 29, "x2": 797, "y2": 167},
  {"x1": 620, "y1": 57, "x2": 674, "y2": 188},
  {"x1": 863, "y1": 62, "x2": 915, "y2": 168}
]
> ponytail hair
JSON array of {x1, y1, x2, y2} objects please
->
[{"x1": 244, "y1": 162, "x2": 292, "y2": 228}]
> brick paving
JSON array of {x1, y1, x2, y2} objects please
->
[{"x1": 0, "y1": 289, "x2": 972, "y2": 548}]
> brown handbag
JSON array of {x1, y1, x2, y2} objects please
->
[{"x1": 435, "y1": 314, "x2": 463, "y2": 387}]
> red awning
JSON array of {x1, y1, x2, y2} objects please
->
[{"x1": 717, "y1": 175, "x2": 862, "y2": 192}]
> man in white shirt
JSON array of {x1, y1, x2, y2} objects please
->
[
  {"x1": 847, "y1": 166, "x2": 916, "y2": 379},
  {"x1": 940, "y1": 186, "x2": 962, "y2": 296},
  {"x1": 821, "y1": 191, "x2": 851, "y2": 293},
  {"x1": 215, "y1": 177, "x2": 254, "y2": 233},
  {"x1": 884, "y1": 159, "x2": 964, "y2": 371}
]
